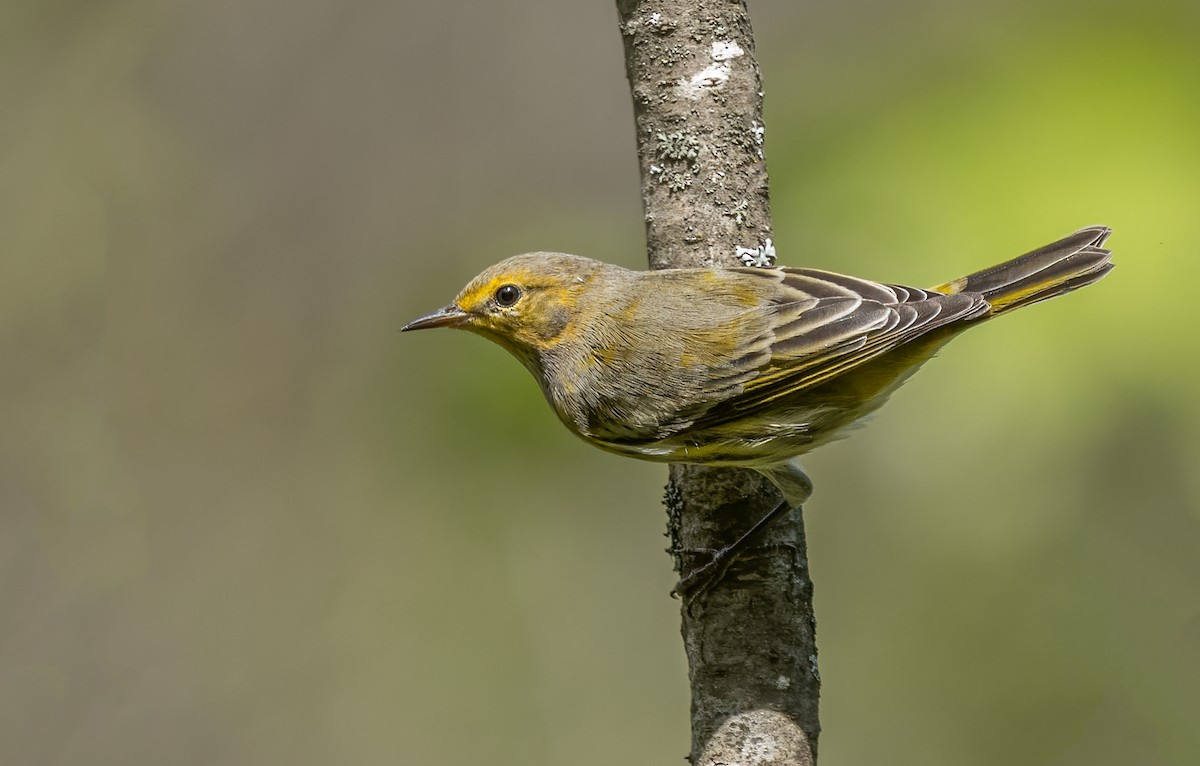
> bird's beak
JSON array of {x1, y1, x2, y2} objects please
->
[{"x1": 402, "y1": 304, "x2": 470, "y2": 332}]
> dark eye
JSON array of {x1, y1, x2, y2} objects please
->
[{"x1": 494, "y1": 284, "x2": 521, "y2": 307}]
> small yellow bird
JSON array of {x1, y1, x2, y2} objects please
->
[{"x1": 405, "y1": 226, "x2": 1112, "y2": 594}]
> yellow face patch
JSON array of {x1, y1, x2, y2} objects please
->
[
  {"x1": 450, "y1": 263, "x2": 587, "y2": 362},
  {"x1": 456, "y1": 267, "x2": 541, "y2": 314}
]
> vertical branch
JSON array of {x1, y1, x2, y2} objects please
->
[
  {"x1": 617, "y1": 0, "x2": 772, "y2": 267},
  {"x1": 616, "y1": 1, "x2": 820, "y2": 764}
]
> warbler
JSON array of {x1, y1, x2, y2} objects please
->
[{"x1": 404, "y1": 226, "x2": 1112, "y2": 593}]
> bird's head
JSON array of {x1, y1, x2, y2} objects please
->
[{"x1": 403, "y1": 252, "x2": 616, "y2": 369}]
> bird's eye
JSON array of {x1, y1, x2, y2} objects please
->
[{"x1": 494, "y1": 284, "x2": 521, "y2": 307}]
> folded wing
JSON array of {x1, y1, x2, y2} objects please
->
[{"x1": 686, "y1": 267, "x2": 989, "y2": 428}]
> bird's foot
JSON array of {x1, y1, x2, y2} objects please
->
[{"x1": 671, "y1": 499, "x2": 794, "y2": 605}]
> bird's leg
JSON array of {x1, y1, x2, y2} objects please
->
[
  {"x1": 673, "y1": 461, "x2": 812, "y2": 603},
  {"x1": 672, "y1": 498, "x2": 794, "y2": 602}
]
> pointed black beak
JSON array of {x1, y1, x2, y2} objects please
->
[{"x1": 401, "y1": 304, "x2": 470, "y2": 332}]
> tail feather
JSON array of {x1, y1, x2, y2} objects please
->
[{"x1": 933, "y1": 226, "x2": 1113, "y2": 316}]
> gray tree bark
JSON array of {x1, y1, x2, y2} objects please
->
[{"x1": 615, "y1": 1, "x2": 820, "y2": 764}]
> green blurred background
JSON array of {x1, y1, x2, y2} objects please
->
[{"x1": 4, "y1": 1, "x2": 1198, "y2": 764}]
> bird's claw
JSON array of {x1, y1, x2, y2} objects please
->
[{"x1": 670, "y1": 500, "x2": 796, "y2": 607}]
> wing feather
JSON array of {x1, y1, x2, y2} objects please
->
[
  {"x1": 684, "y1": 267, "x2": 989, "y2": 429},
  {"x1": 579, "y1": 265, "x2": 988, "y2": 447}
]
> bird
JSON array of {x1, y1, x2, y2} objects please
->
[{"x1": 403, "y1": 226, "x2": 1113, "y2": 596}]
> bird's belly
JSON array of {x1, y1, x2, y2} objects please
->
[
  {"x1": 589, "y1": 404, "x2": 855, "y2": 468},
  {"x1": 573, "y1": 331, "x2": 956, "y2": 468}
]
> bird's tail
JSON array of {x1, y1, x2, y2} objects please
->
[{"x1": 933, "y1": 226, "x2": 1113, "y2": 316}]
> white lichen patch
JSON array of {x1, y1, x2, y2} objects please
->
[
  {"x1": 711, "y1": 40, "x2": 744, "y2": 61},
  {"x1": 678, "y1": 40, "x2": 744, "y2": 99},
  {"x1": 736, "y1": 238, "x2": 777, "y2": 267},
  {"x1": 644, "y1": 11, "x2": 675, "y2": 35},
  {"x1": 680, "y1": 63, "x2": 730, "y2": 98}
]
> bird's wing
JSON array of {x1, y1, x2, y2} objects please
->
[{"x1": 685, "y1": 267, "x2": 989, "y2": 427}]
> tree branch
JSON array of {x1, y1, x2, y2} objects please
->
[{"x1": 615, "y1": 1, "x2": 820, "y2": 763}]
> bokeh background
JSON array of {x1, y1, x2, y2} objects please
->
[{"x1": 4, "y1": 1, "x2": 1198, "y2": 764}]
